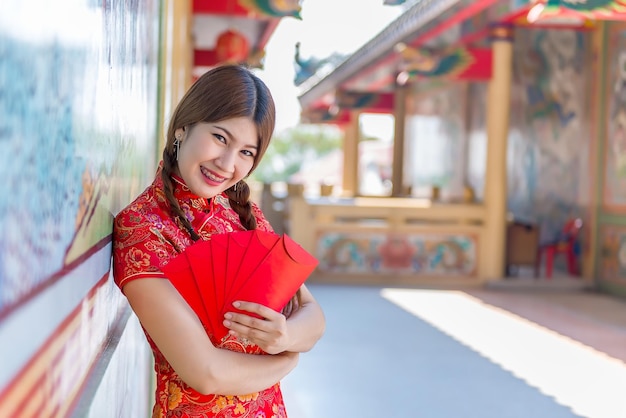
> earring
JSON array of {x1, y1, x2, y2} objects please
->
[
  {"x1": 174, "y1": 135, "x2": 181, "y2": 161},
  {"x1": 233, "y1": 182, "x2": 238, "y2": 192}
]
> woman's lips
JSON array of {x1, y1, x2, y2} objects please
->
[{"x1": 201, "y1": 167, "x2": 227, "y2": 185}]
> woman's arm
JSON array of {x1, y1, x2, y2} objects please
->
[
  {"x1": 123, "y1": 278, "x2": 299, "y2": 396},
  {"x1": 286, "y1": 284, "x2": 326, "y2": 352},
  {"x1": 224, "y1": 284, "x2": 326, "y2": 354}
]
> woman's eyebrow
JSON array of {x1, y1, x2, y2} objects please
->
[{"x1": 213, "y1": 125, "x2": 232, "y2": 138}]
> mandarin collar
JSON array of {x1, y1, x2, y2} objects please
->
[{"x1": 171, "y1": 173, "x2": 212, "y2": 213}]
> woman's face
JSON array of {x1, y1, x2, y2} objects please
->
[{"x1": 175, "y1": 117, "x2": 258, "y2": 199}]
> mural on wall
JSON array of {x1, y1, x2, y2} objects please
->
[
  {"x1": 0, "y1": 0, "x2": 159, "y2": 416},
  {"x1": 604, "y1": 24, "x2": 626, "y2": 210},
  {"x1": 316, "y1": 231, "x2": 478, "y2": 276},
  {"x1": 599, "y1": 226, "x2": 626, "y2": 281},
  {"x1": 508, "y1": 28, "x2": 591, "y2": 243}
]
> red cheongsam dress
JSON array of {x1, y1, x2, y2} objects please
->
[{"x1": 112, "y1": 167, "x2": 288, "y2": 418}]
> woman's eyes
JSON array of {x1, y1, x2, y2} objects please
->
[
  {"x1": 213, "y1": 133, "x2": 227, "y2": 144},
  {"x1": 241, "y1": 149, "x2": 255, "y2": 158},
  {"x1": 212, "y1": 133, "x2": 255, "y2": 157}
]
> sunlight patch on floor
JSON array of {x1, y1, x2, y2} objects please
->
[{"x1": 381, "y1": 288, "x2": 626, "y2": 418}]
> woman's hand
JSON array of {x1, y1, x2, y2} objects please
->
[
  {"x1": 224, "y1": 285, "x2": 325, "y2": 355},
  {"x1": 223, "y1": 301, "x2": 291, "y2": 355}
]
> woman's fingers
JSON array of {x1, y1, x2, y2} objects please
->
[
  {"x1": 223, "y1": 301, "x2": 289, "y2": 354},
  {"x1": 230, "y1": 301, "x2": 278, "y2": 319}
]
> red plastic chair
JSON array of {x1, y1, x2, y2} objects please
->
[{"x1": 535, "y1": 218, "x2": 583, "y2": 279}]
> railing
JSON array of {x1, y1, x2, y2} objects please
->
[{"x1": 287, "y1": 195, "x2": 489, "y2": 283}]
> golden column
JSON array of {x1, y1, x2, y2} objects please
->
[
  {"x1": 391, "y1": 79, "x2": 408, "y2": 197},
  {"x1": 341, "y1": 110, "x2": 360, "y2": 196},
  {"x1": 483, "y1": 23, "x2": 514, "y2": 279},
  {"x1": 158, "y1": 0, "x2": 193, "y2": 155}
]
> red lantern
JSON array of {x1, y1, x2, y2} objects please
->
[{"x1": 215, "y1": 29, "x2": 250, "y2": 63}]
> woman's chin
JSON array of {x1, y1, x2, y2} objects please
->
[{"x1": 190, "y1": 182, "x2": 225, "y2": 199}]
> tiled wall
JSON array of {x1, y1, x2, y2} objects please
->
[{"x1": 0, "y1": 1, "x2": 160, "y2": 415}]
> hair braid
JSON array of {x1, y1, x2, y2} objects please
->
[
  {"x1": 225, "y1": 181, "x2": 256, "y2": 230},
  {"x1": 161, "y1": 149, "x2": 201, "y2": 241}
]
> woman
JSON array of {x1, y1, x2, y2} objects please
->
[{"x1": 112, "y1": 65, "x2": 325, "y2": 417}]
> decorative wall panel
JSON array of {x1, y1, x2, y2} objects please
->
[
  {"x1": 599, "y1": 226, "x2": 626, "y2": 282},
  {"x1": 0, "y1": 0, "x2": 160, "y2": 415},
  {"x1": 317, "y1": 231, "x2": 478, "y2": 277}
]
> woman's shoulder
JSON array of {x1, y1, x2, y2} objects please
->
[
  {"x1": 250, "y1": 200, "x2": 274, "y2": 232},
  {"x1": 212, "y1": 193, "x2": 273, "y2": 232},
  {"x1": 115, "y1": 178, "x2": 166, "y2": 225}
]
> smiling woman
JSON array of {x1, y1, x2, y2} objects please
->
[
  {"x1": 175, "y1": 119, "x2": 258, "y2": 198},
  {"x1": 112, "y1": 64, "x2": 325, "y2": 417}
]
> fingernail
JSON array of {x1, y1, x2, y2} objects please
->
[
  {"x1": 233, "y1": 301, "x2": 240, "y2": 308},
  {"x1": 224, "y1": 313, "x2": 232, "y2": 319},
  {"x1": 223, "y1": 320, "x2": 231, "y2": 327}
]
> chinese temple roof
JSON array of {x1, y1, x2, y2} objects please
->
[{"x1": 296, "y1": 0, "x2": 613, "y2": 123}]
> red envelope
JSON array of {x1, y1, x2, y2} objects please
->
[
  {"x1": 230, "y1": 234, "x2": 318, "y2": 315},
  {"x1": 210, "y1": 234, "x2": 229, "y2": 315},
  {"x1": 227, "y1": 230, "x2": 281, "y2": 299},
  {"x1": 183, "y1": 240, "x2": 229, "y2": 340},
  {"x1": 160, "y1": 230, "x2": 318, "y2": 343},
  {"x1": 224, "y1": 230, "x2": 255, "y2": 299}
]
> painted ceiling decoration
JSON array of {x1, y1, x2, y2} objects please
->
[
  {"x1": 335, "y1": 91, "x2": 394, "y2": 111},
  {"x1": 300, "y1": 106, "x2": 350, "y2": 124},
  {"x1": 528, "y1": 0, "x2": 626, "y2": 22},
  {"x1": 396, "y1": 43, "x2": 492, "y2": 81},
  {"x1": 238, "y1": 0, "x2": 303, "y2": 19}
]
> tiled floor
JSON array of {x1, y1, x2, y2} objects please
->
[
  {"x1": 466, "y1": 286, "x2": 626, "y2": 364},
  {"x1": 281, "y1": 282, "x2": 626, "y2": 418}
]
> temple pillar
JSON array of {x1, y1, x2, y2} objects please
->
[
  {"x1": 391, "y1": 80, "x2": 408, "y2": 197},
  {"x1": 342, "y1": 111, "x2": 360, "y2": 196},
  {"x1": 483, "y1": 23, "x2": 514, "y2": 279},
  {"x1": 158, "y1": 0, "x2": 193, "y2": 155}
]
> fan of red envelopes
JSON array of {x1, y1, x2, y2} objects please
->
[{"x1": 160, "y1": 230, "x2": 318, "y2": 342}]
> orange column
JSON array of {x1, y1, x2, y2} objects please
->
[
  {"x1": 341, "y1": 111, "x2": 360, "y2": 196},
  {"x1": 584, "y1": 23, "x2": 606, "y2": 282},
  {"x1": 483, "y1": 24, "x2": 514, "y2": 280},
  {"x1": 391, "y1": 81, "x2": 407, "y2": 197},
  {"x1": 158, "y1": 0, "x2": 193, "y2": 156}
]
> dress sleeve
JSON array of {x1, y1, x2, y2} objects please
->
[
  {"x1": 251, "y1": 201, "x2": 275, "y2": 233},
  {"x1": 112, "y1": 208, "x2": 173, "y2": 290}
]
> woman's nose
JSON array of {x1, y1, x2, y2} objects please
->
[{"x1": 215, "y1": 150, "x2": 236, "y2": 172}]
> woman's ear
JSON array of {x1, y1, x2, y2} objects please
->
[{"x1": 174, "y1": 127, "x2": 185, "y2": 141}]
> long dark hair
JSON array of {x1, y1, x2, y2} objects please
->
[{"x1": 161, "y1": 65, "x2": 300, "y2": 316}]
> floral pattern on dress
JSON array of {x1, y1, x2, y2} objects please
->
[{"x1": 113, "y1": 164, "x2": 285, "y2": 418}]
